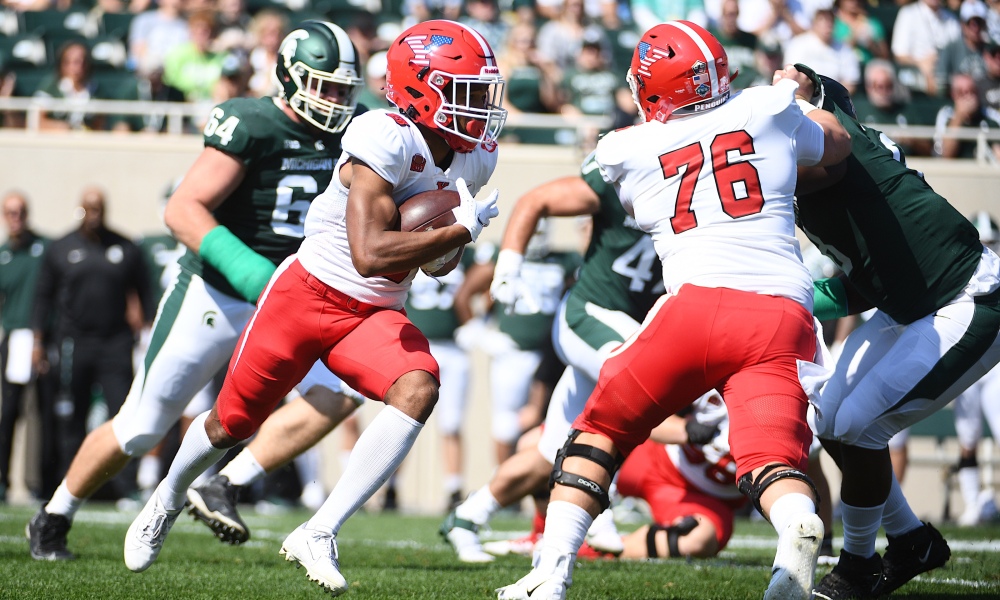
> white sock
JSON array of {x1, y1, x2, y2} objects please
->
[
  {"x1": 444, "y1": 473, "x2": 463, "y2": 495},
  {"x1": 306, "y1": 406, "x2": 422, "y2": 534},
  {"x1": 539, "y1": 500, "x2": 592, "y2": 557},
  {"x1": 958, "y1": 466, "x2": 981, "y2": 509},
  {"x1": 455, "y1": 484, "x2": 501, "y2": 525},
  {"x1": 880, "y1": 476, "x2": 922, "y2": 537},
  {"x1": 840, "y1": 501, "x2": 883, "y2": 558},
  {"x1": 769, "y1": 493, "x2": 816, "y2": 535},
  {"x1": 219, "y1": 448, "x2": 267, "y2": 487},
  {"x1": 45, "y1": 481, "x2": 83, "y2": 519},
  {"x1": 158, "y1": 411, "x2": 229, "y2": 512},
  {"x1": 137, "y1": 455, "x2": 160, "y2": 490},
  {"x1": 294, "y1": 447, "x2": 321, "y2": 487}
]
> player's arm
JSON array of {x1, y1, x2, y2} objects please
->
[
  {"x1": 499, "y1": 176, "x2": 599, "y2": 254},
  {"x1": 163, "y1": 147, "x2": 274, "y2": 303},
  {"x1": 163, "y1": 147, "x2": 244, "y2": 251},
  {"x1": 795, "y1": 160, "x2": 848, "y2": 195},
  {"x1": 648, "y1": 415, "x2": 689, "y2": 445},
  {"x1": 773, "y1": 67, "x2": 852, "y2": 167},
  {"x1": 345, "y1": 159, "x2": 471, "y2": 277}
]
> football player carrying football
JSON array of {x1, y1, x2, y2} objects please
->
[
  {"x1": 27, "y1": 20, "x2": 365, "y2": 561},
  {"x1": 497, "y1": 21, "x2": 851, "y2": 600},
  {"x1": 123, "y1": 19, "x2": 507, "y2": 596},
  {"x1": 793, "y1": 65, "x2": 1000, "y2": 600}
]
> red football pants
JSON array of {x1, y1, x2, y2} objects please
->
[
  {"x1": 574, "y1": 284, "x2": 816, "y2": 480},
  {"x1": 217, "y1": 259, "x2": 439, "y2": 439}
]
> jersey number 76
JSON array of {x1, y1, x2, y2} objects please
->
[{"x1": 659, "y1": 131, "x2": 764, "y2": 234}]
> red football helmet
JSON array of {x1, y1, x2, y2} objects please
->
[
  {"x1": 627, "y1": 21, "x2": 732, "y2": 123},
  {"x1": 385, "y1": 20, "x2": 507, "y2": 153}
]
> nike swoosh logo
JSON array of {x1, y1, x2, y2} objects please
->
[{"x1": 919, "y1": 543, "x2": 933, "y2": 563}]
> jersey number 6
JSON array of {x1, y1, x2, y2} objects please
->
[{"x1": 659, "y1": 130, "x2": 764, "y2": 234}]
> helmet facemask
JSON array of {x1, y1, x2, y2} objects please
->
[
  {"x1": 429, "y1": 70, "x2": 507, "y2": 152},
  {"x1": 287, "y1": 62, "x2": 363, "y2": 134}
]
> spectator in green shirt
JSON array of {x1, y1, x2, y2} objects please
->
[{"x1": 163, "y1": 10, "x2": 225, "y2": 102}]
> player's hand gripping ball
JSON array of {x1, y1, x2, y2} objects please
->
[{"x1": 398, "y1": 189, "x2": 465, "y2": 275}]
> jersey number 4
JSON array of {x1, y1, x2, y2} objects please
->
[{"x1": 658, "y1": 131, "x2": 764, "y2": 234}]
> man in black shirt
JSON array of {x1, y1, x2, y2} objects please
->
[{"x1": 31, "y1": 187, "x2": 155, "y2": 512}]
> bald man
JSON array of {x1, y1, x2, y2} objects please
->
[
  {"x1": 0, "y1": 191, "x2": 54, "y2": 502},
  {"x1": 28, "y1": 187, "x2": 155, "y2": 539}
]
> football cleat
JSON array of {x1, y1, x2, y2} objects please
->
[
  {"x1": 812, "y1": 550, "x2": 885, "y2": 600},
  {"x1": 26, "y1": 508, "x2": 76, "y2": 561},
  {"x1": 496, "y1": 554, "x2": 573, "y2": 600},
  {"x1": 881, "y1": 522, "x2": 950, "y2": 595},
  {"x1": 764, "y1": 512, "x2": 823, "y2": 600},
  {"x1": 124, "y1": 492, "x2": 182, "y2": 572},
  {"x1": 576, "y1": 541, "x2": 617, "y2": 561},
  {"x1": 483, "y1": 532, "x2": 540, "y2": 557},
  {"x1": 280, "y1": 524, "x2": 348, "y2": 596},
  {"x1": 440, "y1": 510, "x2": 494, "y2": 563},
  {"x1": 186, "y1": 474, "x2": 250, "y2": 545}
]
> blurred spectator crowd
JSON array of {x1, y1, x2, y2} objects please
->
[{"x1": 4, "y1": 0, "x2": 1000, "y2": 154}]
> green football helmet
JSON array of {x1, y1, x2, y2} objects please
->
[{"x1": 275, "y1": 20, "x2": 364, "y2": 134}]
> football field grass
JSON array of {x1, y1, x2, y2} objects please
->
[{"x1": 2, "y1": 504, "x2": 1000, "y2": 599}]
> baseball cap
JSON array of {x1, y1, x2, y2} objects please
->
[{"x1": 960, "y1": 0, "x2": 989, "y2": 23}]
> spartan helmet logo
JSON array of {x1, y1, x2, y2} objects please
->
[{"x1": 281, "y1": 29, "x2": 310, "y2": 70}]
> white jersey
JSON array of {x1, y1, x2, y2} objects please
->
[
  {"x1": 595, "y1": 79, "x2": 824, "y2": 309},
  {"x1": 298, "y1": 109, "x2": 499, "y2": 309},
  {"x1": 666, "y1": 394, "x2": 742, "y2": 500}
]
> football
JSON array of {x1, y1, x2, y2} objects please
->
[
  {"x1": 399, "y1": 189, "x2": 464, "y2": 275},
  {"x1": 399, "y1": 189, "x2": 461, "y2": 232}
]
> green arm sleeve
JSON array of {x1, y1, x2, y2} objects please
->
[
  {"x1": 199, "y1": 226, "x2": 277, "y2": 303},
  {"x1": 813, "y1": 277, "x2": 850, "y2": 321}
]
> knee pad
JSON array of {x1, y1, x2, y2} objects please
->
[
  {"x1": 646, "y1": 516, "x2": 698, "y2": 559},
  {"x1": 549, "y1": 429, "x2": 622, "y2": 510},
  {"x1": 737, "y1": 464, "x2": 819, "y2": 522}
]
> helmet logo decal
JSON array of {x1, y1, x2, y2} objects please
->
[
  {"x1": 404, "y1": 34, "x2": 455, "y2": 66},
  {"x1": 635, "y1": 41, "x2": 670, "y2": 79},
  {"x1": 692, "y1": 61, "x2": 710, "y2": 97},
  {"x1": 281, "y1": 29, "x2": 310, "y2": 69}
]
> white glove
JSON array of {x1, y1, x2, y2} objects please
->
[
  {"x1": 421, "y1": 246, "x2": 460, "y2": 275},
  {"x1": 451, "y1": 177, "x2": 499, "y2": 242},
  {"x1": 489, "y1": 249, "x2": 539, "y2": 314}
]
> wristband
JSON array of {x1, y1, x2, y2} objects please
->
[
  {"x1": 813, "y1": 277, "x2": 849, "y2": 321},
  {"x1": 796, "y1": 98, "x2": 818, "y2": 115},
  {"x1": 199, "y1": 225, "x2": 277, "y2": 303}
]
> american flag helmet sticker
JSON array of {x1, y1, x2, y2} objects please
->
[{"x1": 404, "y1": 34, "x2": 454, "y2": 66}]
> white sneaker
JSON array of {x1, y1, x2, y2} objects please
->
[
  {"x1": 764, "y1": 512, "x2": 823, "y2": 600},
  {"x1": 300, "y1": 482, "x2": 327, "y2": 512},
  {"x1": 586, "y1": 508, "x2": 624, "y2": 555},
  {"x1": 483, "y1": 533, "x2": 540, "y2": 557},
  {"x1": 496, "y1": 552, "x2": 573, "y2": 600},
  {"x1": 446, "y1": 525, "x2": 495, "y2": 563},
  {"x1": 280, "y1": 524, "x2": 348, "y2": 596},
  {"x1": 977, "y1": 490, "x2": 998, "y2": 522},
  {"x1": 123, "y1": 492, "x2": 181, "y2": 572},
  {"x1": 440, "y1": 511, "x2": 494, "y2": 563}
]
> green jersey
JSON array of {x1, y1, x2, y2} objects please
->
[
  {"x1": 405, "y1": 248, "x2": 481, "y2": 341},
  {"x1": 0, "y1": 232, "x2": 48, "y2": 330},
  {"x1": 796, "y1": 105, "x2": 983, "y2": 325},
  {"x1": 571, "y1": 153, "x2": 664, "y2": 321},
  {"x1": 178, "y1": 97, "x2": 353, "y2": 299}
]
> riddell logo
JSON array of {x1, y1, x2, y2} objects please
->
[{"x1": 410, "y1": 154, "x2": 426, "y2": 172}]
